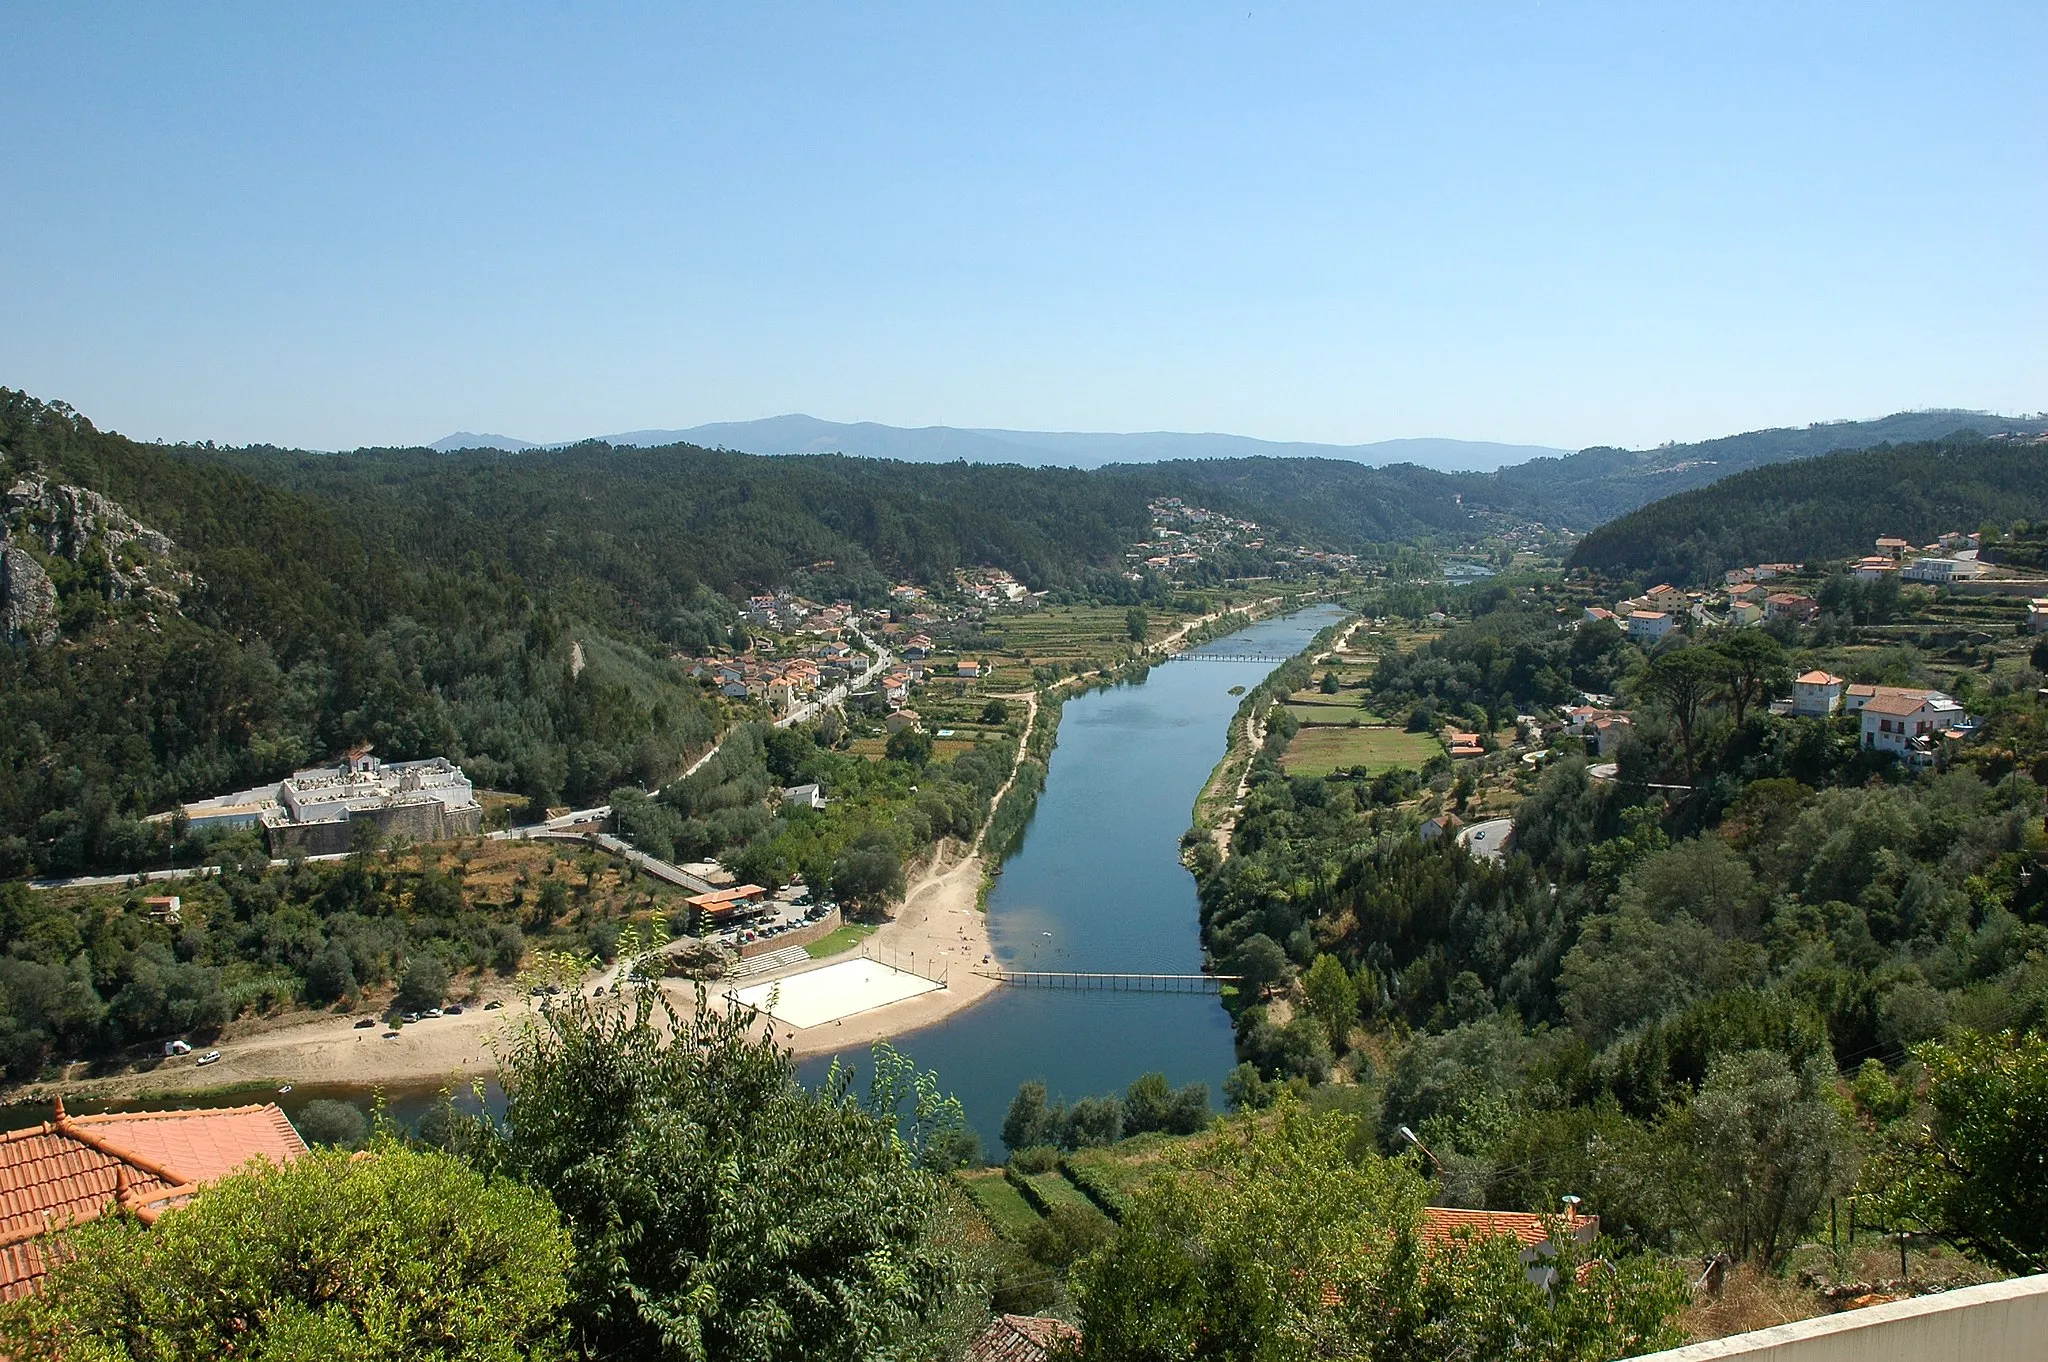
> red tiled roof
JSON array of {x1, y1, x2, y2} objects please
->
[
  {"x1": 1419, "y1": 1206, "x2": 1597, "y2": 1249},
  {"x1": 0, "y1": 1102, "x2": 304, "y2": 1301},
  {"x1": 967, "y1": 1314, "x2": 1081, "y2": 1362},
  {"x1": 1861, "y1": 691, "x2": 1938, "y2": 717},
  {"x1": 1795, "y1": 671, "x2": 1842, "y2": 685}
]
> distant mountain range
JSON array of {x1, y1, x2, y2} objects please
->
[{"x1": 430, "y1": 416, "x2": 1567, "y2": 473}]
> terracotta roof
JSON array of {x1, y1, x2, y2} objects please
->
[
  {"x1": 1860, "y1": 690, "x2": 1947, "y2": 717},
  {"x1": 967, "y1": 1314, "x2": 1081, "y2": 1362},
  {"x1": 1419, "y1": 1206, "x2": 1597, "y2": 1249},
  {"x1": 1795, "y1": 671, "x2": 1842, "y2": 685},
  {"x1": 0, "y1": 1102, "x2": 304, "y2": 1301}
]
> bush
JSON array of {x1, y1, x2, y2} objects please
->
[{"x1": 294, "y1": 1099, "x2": 371, "y2": 1149}]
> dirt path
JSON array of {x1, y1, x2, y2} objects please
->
[
  {"x1": 1210, "y1": 708, "x2": 1267, "y2": 858},
  {"x1": 972, "y1": 691, "x2": 1040, "y2": 855}
]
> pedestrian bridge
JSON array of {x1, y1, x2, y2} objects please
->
[
  {"x1": 974, "y1": 969, "x2": 1240, "y2": 994},
  {"x1": 1164, "y1": 652, "x2": 1293, "y2": 664}
]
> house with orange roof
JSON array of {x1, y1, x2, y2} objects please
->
[
  {"x1": 0, "y1": 1098, "x2": 305, "y2": 1301},
  {"x1": 1419, "y1": 1204, "x2": 1599, "y2": 1289},
  {"x1": 966, "y1": 1314, "x2": 1082, "y2": 1362},
  {"x1": 1859, "y1": 689, "x2": 1963, "y2": 765},
  {"x1": 1791, "y1": 670, "x2": 1844, "y2": 717}
]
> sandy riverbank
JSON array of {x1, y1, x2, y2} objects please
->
[{"x1": 19, "y1": 842, "x2": 999, "y2": 1103}]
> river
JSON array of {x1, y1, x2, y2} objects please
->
[
  {"x1": 3, "y1": 605, "x2": 1344, "y2": 1150},
  {"x1": 798, "y1": 603, "x2": 1346, "y2": 1150}
]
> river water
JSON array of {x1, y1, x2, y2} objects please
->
[
  {"x1": 3, "y1": 606, "x2": 1343, "y2": 1150},
  {"x1": 798, "y1": 604, "x2": 1345, "y2": 1150}
]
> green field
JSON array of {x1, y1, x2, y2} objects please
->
[
  {"x1": 1283, "y1": 688, "x2": 1383, "y2": 727},
  {"x1": 958, "y1": 1169, "x2": 1043, "y2": 1239},
  {"x1": 804, "y1": 922, "x2": 877, "y2": 959},
  {"x1": 1281, "y1": 725, "x2": 1443, "y2": 777},
  {"x1": 1016, "y1": 1170, "x2": 1113, "y2": 1224}
]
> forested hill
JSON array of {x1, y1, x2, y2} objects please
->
[
  {"x1": 1477, "y1": 411, "x2": 2048, "y2": 528},
  {"x1": 0, "y1": 391, "x2": 720, "y2": 877},
  {"x1": 1565, "y1": 435, "x2": 2048, "y2": 585}
]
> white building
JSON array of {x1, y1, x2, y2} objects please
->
[
  {"x1": 1625, "y1": 610, "x2": 1674, "y2": 643},
  {"x1": 1860, "y1": 690, "x2": 1963, "y2": 766},
  {"x1": 1791, "y1": 670, "x2": 1844, "y2": 717},
  {"x1": 1902, "y1": 556, "x2": 1987, "y2": 583}
]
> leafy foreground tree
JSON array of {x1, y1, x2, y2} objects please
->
[
  {"x1": 1070, "y1": 1101, "x2": 1687, "y2": 1362},
  {"x1": 0, "y1": 1142, "x2": 572, "y2": 1361},
  {"x1": 1862, "y1": 1030, "x2": 2048, "y2": 1275},
  {"x1": 469, "y1": 955, "x2": 967, "y2": 1362}
]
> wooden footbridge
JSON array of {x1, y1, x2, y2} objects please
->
[{"x1": 975, "y1": 968, "x2": 1240, "y2": 994}]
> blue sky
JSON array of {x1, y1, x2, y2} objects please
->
[{"x1": 2, "y1": 3, "x2": 2041, "y2": 451}]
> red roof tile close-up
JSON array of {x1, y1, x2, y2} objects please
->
[{"x1": 0, "y1": 1101, "x2": 304, "y2": 1301}]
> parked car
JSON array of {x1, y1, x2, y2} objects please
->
[
  {"x1": 483, "y1": 999, "x2": 505, "y2": 1011},
  {"x1": 444, "y1": 1004, "x2": 464, "y2": 1015},
  {"x1": 403, "y1": 1012, "x2": 421, "y2": 1023},
  {"x1": 195, "y1": 1050, "x2": 222, "y2": 1066},
  {"x1": 163, "y1": 1040, "x2": 192, "y2": 1057},
  {"x1": 424, "y1": 1008, "x2": 443, "y2": 1019},
  {"x1": 353, "y1": 1017, "x2": 376, "y2": 1029}
]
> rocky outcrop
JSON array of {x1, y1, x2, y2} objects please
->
[
  {"x1": 1, "y1": 473, "x2": 195, "y2": 643},
  {"x1": 0, "y1": 530, "x2": 58, "y2": 645}
]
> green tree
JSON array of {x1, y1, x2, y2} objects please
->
[
  {"x1": 1126, "y1": 606, "x2": 1149, "y2": 642},
  {"x1": 979, "y1": 697, "x2": 1010, "y2": 725},
  {"x1": 0, "y1": 1143, "x2": 571, "y2": 1361},
  {"x1": 1861, "y1": 1031, "x2": 2048, "y2": 1274},
  {"x1": 1638, "y1": 647, "x2": 1721, "y2": 776},
  {"x1": 1320, "y1": 671, "x2": 1341, "y2": 695},
  {"x1": 1676, "y1": 1049, "x2": 1856, "y2": 1267},
  {"x1": 474, "y1": 983, "x2": 959, "y2": 1361},
  {"x1": 886, "y1": 725, "x2": 934, "y2": 767},
  {"x1": 1232, "y1": 933, "x2": 1291, "y2": 998},
  {"x1": 1070, "y1": 1100, "x2": 1687, "y2": 1362},
  {"x1": 1712, "y1": 631, "x2": 1788, "y2": 727},
  {"x1": 831, "y1": 833, "x2": 904, "y2": 911},
  {"x1": 395, "y1": 954, "x2": 450, "y2": 1013},
  {"x1": 1301, "y1": 953, "x2": 1360, "y2": 1048},
  {"x1": 294, "y1": 1098, "x2": 371, "y2": 1148}
]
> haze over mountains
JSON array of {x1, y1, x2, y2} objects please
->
[{"x1": 431, "y1": 416, "x2": 1567, "y2": 473}]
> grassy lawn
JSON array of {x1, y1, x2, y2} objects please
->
[
  {"x1": 804, "y1": 922, "x2": 877, "y2": 959},
  {"x1": 957, "y1": 1169, "x2": 1043, "y2": 1239},
  {"x1": 1282, "y1": 725, "x2": 1443, "y2": 777}
]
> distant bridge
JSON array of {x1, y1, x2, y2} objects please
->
[
  {"x1": 1165, "y1": 652, "x2": 1294, "y2": 664},
  {"x1": 975, "y1": 969, "x2": 1240, "y2": 994}
]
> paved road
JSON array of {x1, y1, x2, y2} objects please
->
[{"x1": 1457, "y1": 817, "x2": 1515, "y2": 863}]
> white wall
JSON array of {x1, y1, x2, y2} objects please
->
[{"x1": 1626, "y1": 1275, "x2": 2048, "y2": 1362}]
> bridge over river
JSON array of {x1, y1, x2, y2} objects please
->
[{"x1": 975, "y1": 968, "x2": 1241, "y2": 995}]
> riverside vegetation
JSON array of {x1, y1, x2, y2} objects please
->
[{"x1": 1175, "y1": 575, "x2": 2048, "y2": 1298}]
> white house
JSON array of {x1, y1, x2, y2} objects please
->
[
  {"x1": 1791, "y1": 670, "x2": 1845, "y2": 717},
  {"x1": 1860, "y1": 689, "x2": 1963, "y2": 765},
  {"x1": 1626, "y1": 610, "x2": 1675, "y2": 643}
]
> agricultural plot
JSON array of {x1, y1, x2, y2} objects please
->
[
  {"x1": 1014, "y1": 1170, "x2": 1110, "y2": 1223},
  {"x1": 1282, "y1": 688, "x2": 1382, "y2": 727},
  {"x1": 957, "y1": 1169, "x2": 1043, "y2": 1240},
  {"x1": 1282, "y1": 725, "x2": 1444, "y2": 777},
  {"x1": 977, "y1": 606, "x2": 1195, "y2": 675}
]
